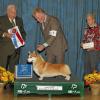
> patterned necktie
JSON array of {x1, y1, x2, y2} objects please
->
[
  {"x1": 11, "y1": 20, "x2": 16, "y2": 27},
  {"x1": 42, "y1": 22, "x2": 45, "y2": 30}
]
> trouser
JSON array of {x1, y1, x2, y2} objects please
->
[
  {"x1": 84, "y1": 50, "x2": 100, "y2": 75},
  {"x1": 46, "y1": 52, "x2": 65, "y2": 64},
  {"x1": 0, "y1": 49, "x2": 20, "y2": 73}
]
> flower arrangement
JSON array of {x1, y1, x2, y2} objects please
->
[
  {"x1": 0, "y1": 66, "x2": 14, "y2": 83},
  {"x1": 84, "y1": 71, "x2": 100, "y2": 86}
]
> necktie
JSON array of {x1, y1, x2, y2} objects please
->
[
  {"x1": 42, "y1": 22, "x2": 45, "y2": 30},
  {"x1": 11, "y1": 20, "x2": 16, "y2": 27}
]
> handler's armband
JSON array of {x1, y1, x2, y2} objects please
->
[
  {"x1": 49, "y1": 30, "x2": 57, "y2": 37},
  {"x1": 43, "y1": 42, "x2": 49, "y2": 47}
]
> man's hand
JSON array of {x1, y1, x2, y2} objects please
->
[
  {"x1": 6, "y1": 32, "x2": 13, "y2": 38},
  {"x1": 87, "y1": 48, "x2": 95, "y2": 51},
  {"x1": 37, "y1": 44, "x2": 45, "y2": 51},
  {"x1": 81, "y1": 42, "x2": 95, "y2": 51},
  {"x1": 3, "y1": 32, "x2": 13, "y2": 38},
  {"x1": 81, "y1": 42, "x2": 83, "y2": 48}
]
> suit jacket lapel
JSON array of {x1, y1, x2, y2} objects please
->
[
  {"x1": 40, "y1": 16, "x2": 50, "y2": 34},
  {"x1": 5, "y1": 15, "x2": 13, "y2": 28},
  {"x1": 7, "y1": 16, "x2": 19, "y2": 27},
  {"x1": 16, "y1": 17, "x2": 19, "y2": 26},
  {"x1": 43, "y1": 15, "x2": 50, "y2": 31}
]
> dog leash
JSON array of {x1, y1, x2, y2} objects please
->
[{"x1": 34, "y1": 43, "x2": 38, "y2": 55}]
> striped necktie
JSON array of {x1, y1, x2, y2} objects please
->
[
  {"x1": 11, "y1": 20, "x2": 16, "y2": 27},
  {"x1": 42, "y1": 22, "x2": 45, "y2": 30}
]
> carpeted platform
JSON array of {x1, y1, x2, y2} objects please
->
[{"x1": 14, "y1": 73, "x2": 84, "y2": 97}]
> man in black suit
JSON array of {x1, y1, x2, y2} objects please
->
[{"x1": 0, "y1": 4, "x2": 26, "y2": 73}]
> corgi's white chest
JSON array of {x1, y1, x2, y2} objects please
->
[{"x1": 33, "y1": 65, "x2": 40, "y2": 76}]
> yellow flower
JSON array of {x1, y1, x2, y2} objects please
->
[
  {"x1": 84, "y1": 71, "x2": 100, "y2": 86},
  {"x1": 2, "y1": 72, "x2": 8, "y2": 77},
  {"x1": 0, "y1": 67, "x2": 6, "y2": 71},
  {"x1": 95, "y1": 74, "x2": 100, "y2": 80},
  {"x1": 1, "y1": 76, "x2": 8, "y2": 82},
  {"x1": 0, "y1": 66, "x2": 14, "y2": 83}
]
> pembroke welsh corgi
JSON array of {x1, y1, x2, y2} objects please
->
[{"x1": 28, "y1": 51, "x2": 71, "y2": 80}]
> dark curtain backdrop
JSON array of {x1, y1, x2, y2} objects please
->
[{"x1": 0, "y1": 0, "x2": 100, "y2": 80}]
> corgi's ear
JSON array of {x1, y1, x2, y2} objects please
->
[
  {"x1": 32, "y1": 51, "x2": 37, "y2": 56},
  {"x1": 33, "y1": 51, "x2": 35, "y2": 53},
  {"x1": 28, "y1": 51, "x2": 31, "y2": 55},
  {"x1": 33, "y1": 51, "x2": 38, "y2": 56}
]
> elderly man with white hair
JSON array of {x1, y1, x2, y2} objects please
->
[{"x1": 0, "y1": 4, "x2": 26, "y2": 73}]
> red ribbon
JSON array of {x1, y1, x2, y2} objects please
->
[{"x1": 15, "y1": 31, "x2": 24, "y2": 45}]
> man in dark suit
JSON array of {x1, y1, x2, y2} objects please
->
[
  {"x1": 33, "y1": 8, "x2": 68, "y2": 64},
  {"x1": 0, "y1": 4, "x2": 26, "y2": 72}
]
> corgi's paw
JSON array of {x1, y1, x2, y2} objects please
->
[
  {"x1": 65, "y1": 75, "x2": 70, "y2": 80},
  {"x1": 39, "y1": 77, "x2": 43, "y2": 80}
]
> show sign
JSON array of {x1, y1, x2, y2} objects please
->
[{"x1": 15, "y1": 64, "x2": 32, "y2": 79}]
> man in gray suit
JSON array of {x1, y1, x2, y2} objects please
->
[
  {"x1": 0, "y1": 5, "x2": 26, "y2": 72},
  {"x1": 33, "y1": 8, "x2": 68, "y2": 64}
]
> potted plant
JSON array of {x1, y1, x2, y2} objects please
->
[
  {"x1": 84, "y1": 71, "x2": 100, "y2": 95},
  {"x1": 0, "y1": 66, "x2": 14, "y2": 93}
]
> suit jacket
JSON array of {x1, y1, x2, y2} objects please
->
[
  {"x1": 0, "y1": 15, "x2": 26, "y2": 55},
  {"x1": 41, "y1": 15, "x2": 68, "y2": 55}
]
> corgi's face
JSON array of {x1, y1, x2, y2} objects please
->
[{"x1": 27, "y1": 51, "x2": 37, "y2": 63}]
